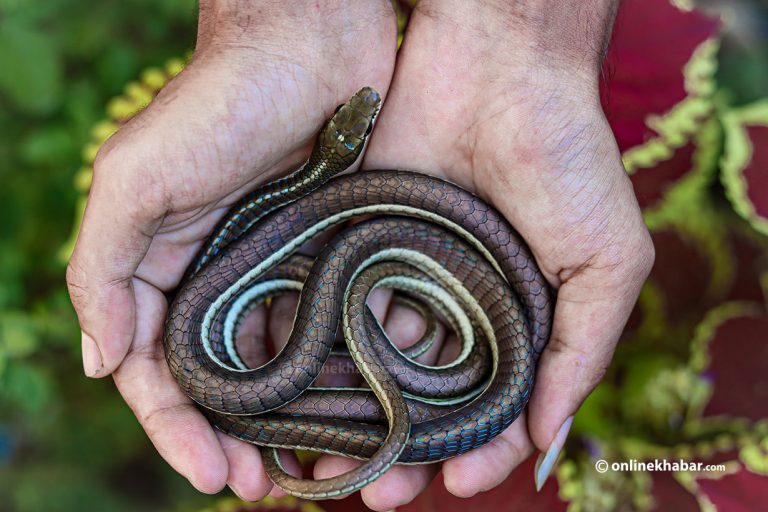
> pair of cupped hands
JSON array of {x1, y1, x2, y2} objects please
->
[{"x1": 66, "y1": 0, "x2": 653, "y2": 509}]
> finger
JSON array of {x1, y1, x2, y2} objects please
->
[
  {"x1": 382, "y1": 296, "x2": 428, "y2": 350},
  {"x1": 434, "y1": 332, "x2": 459, "y2": 366},
  {"x1": 66, "y1": 62, "x2": 224, "y2": 377},
  {"x1": 413, "y1": 323, "x2": 447, "y2": 366},
  {"x1": 268, "y1": 288, "x2": 396, "y2": 387},
  {"x1": 113, "y1": 278, "x2": 228, "y2": 493},
  {"x1": 382, "y1": 297, "x2": 448, "y2": 367},
  {"x1": 268, "y1": 293, "x2": 300, "y2": 352},
  {"x1": 527, "y1": 247, "x2": 653, "y2": 451},
  {"x1": 313, "y1": 455, "x2": 437, "y2": 510},
  {"x1": 472, "y1": 116, "x2": 655, "y2": 462},
  {"x1": 367, "y1": 287, "x2": 394, "y2": 325},
  {"x1": 215, "y1": 431, "x2": 273, "y2": 501},
  {"x1": 442, "y1": 414, "x2": 533, "y2": 498},
  {"x1": 268, "y1": 450, "x2": 302, "y2": 499},
  {"x1": 233, "y1": 304, "x2": 269, "y2": 368},
  {"x1": 359, "y1": 463, "x2": 438, "y2": 510},
  {"x1": 66, "y1": 167, "x2": 158, "y2": 377}
]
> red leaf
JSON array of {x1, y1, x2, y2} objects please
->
[
  {"x1": 722, "y1": 103, "x2": 768, "y2": 236},
  {"x1": 743, "y1": 125, "x2": 768, "y2": 220},
  {"x1": 233, "y1": 499, "x2": 315, "y2": 512},
  {"x1": 724, "y1": 226, "x2": 768, "y2": 303},
  {"x1": 319, "y1": 492, "x2": 368, "y2": 512},
  {"x1": 701, "y1": 313, "x2": 768, "y2": 422},
  {"x1": 631, "y1": 141, "x2": 697, "y2": 209},
  {"x1": 397, "y1": 455, "x2": 566, "y2": 512},
  {"x1": 623, "y1": 299, "x2": 644, "y2": 336},
  {"x1": 697, "y1": 465, "x2": 768, "y2": 512},
  {"x1": 649, "y1": 472, "x2": 700, "y2": 512},
  {"x1": 650, "y1": 229, "x2": 714, "y2": 325},
  {"x1": 601, "y1": 0, "x2": 719, "y2": 152}
]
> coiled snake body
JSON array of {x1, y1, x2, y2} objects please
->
[{"x1": 164, "y1": 87, "x2": 553, "y2": 499}]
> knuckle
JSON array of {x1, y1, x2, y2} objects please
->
[
  {"x1": 587, "y1": 361, "x2": 610, "y2": 389},
  {"x1": 602, "y1": 226, "x2": 656, "y2": 286},
  {"x1": 614, "y1": 228, "x2": 655, "y2": 285},
  {"x1": 122, "y1": 338, "x2": 165, "y2": 367},
  {"x1": 545, "y1": 336, "x2": 612, "y2": 390},
  {"x1": 635, "y1": 232, "x2": 656, "y2": 277},
  {"x1": 545, "y1": 334, "x2": 579, "y2": 358},
  {"x1": 491, "y1": 432, "x2": 529, "y2": 467},
  {"x1": 92, "y1": 139, "x2": 169, "y2": 222},
  {"x1": 138, "y1": 402, "x2": 190, "y2": 432},
  {"x1": 65, "y1": 258, "x2": 89, "y2": 313},
  {"x1": 91, "y1": 133, "x2": 128, "y2": 183}
]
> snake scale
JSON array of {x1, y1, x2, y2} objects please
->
[{"x1": 163, "y1": 87, "x2": 553, "y2": 499}]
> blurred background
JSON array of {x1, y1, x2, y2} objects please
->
[
  {"x1": 1, "y1": 1, "x2": 767, "y2": 511},
  {"x1": 0, "y1": 2, "x2": 207, "y2": 511}
]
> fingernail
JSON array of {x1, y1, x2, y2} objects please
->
[
  {"x1": 228, "y1": 484, "x2": 245, "y2": 501},
  {"x1": 81, "y1": 331, "x2": 103, "y2": 377},
  {"x1": 534, "y1": 415, "x2": 573, "y2": 492}
]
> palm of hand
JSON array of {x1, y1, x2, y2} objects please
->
[
  {"x1": 67, "y1": 0, "x2": 401, "y2": 505},
  {"x1": 356, "y1": 6, "x2": 652, "y2": 502}
]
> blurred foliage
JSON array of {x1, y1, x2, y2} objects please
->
[
  {"x1": 703, "y1": 0, "x2": 768, "y2": 104},
  {"x1": 1, "y1": 0, "x2": 767, "y2": 511},
  {"x1": 0, "y1": 1, "x2": 216, "y2": 511}
]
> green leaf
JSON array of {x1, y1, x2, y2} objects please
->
[
  {"x1": 0, "y1": 361, "x2": 52, "y2": 413},
  {"x1": 19, "y1": 125, "x2": 77, "y2": 167},
  {"x1": 8, "y1": 464, "x2": 131, "y2": 512},
  {"x1": 0, "y1": 311, "x2": 39, "y2": 358},
  {"x1": 0, "y1": 22, "x2": 63, "y2": 114},
  {"x1": 96, "y1": 45, "x2": 140, "y2": 94}
]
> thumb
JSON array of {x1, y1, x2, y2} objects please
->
[
  {"x1": 65, "y1": 159, "x2": 157, "y2": 378},
  {"x1": 65, "y1": 50, "x2": 361, "y2": 378},
  {"x1": 527, "y1": 222, "x2": 654, "y2": 489}
]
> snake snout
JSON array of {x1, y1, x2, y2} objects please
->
[
  {"x1": 320, "y1": 87, "x2": 381, "y2": 161},
  {"x1": 356, "y1": 86, "x2": 381, "y2": 108}
]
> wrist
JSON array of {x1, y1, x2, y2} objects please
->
[
  {"x1": 198, "y1": 0, "x2": 395, "y2": 50},
  {"x1": 414, "y1": 0, "x2": 618, "y2": 87}
]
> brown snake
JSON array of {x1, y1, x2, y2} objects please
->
[{"x1": 163, "y1": 87, "x2": 553, "y2": 499}]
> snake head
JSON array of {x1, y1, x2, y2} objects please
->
[{"x1": 314, "y1": 87, "x2": 382, "y2": 169}]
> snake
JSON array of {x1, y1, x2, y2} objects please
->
[{"x1": 163, "y1": 87, "x2": 553, "y2": 499}]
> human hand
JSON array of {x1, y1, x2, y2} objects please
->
[
  {"x1": 308, "y1": 0, "x2": 652, "y2": 508},
  {"x1": 66, "y1": 0, "x2": 397, "y2": 499}
]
